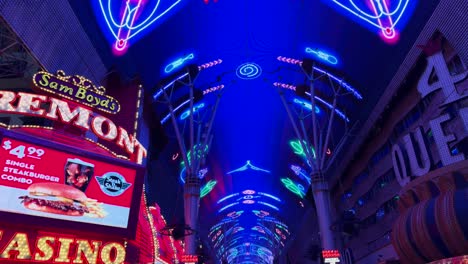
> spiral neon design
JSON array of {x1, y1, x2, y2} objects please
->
[{"x1": 236, "y1": 62, "x2": 262, "y2": 80}]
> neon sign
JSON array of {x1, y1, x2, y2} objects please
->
[
  {"x1": 289, "y1": 139, "x2": 316, "y2": 159},
  {"x1": 219, "y1": 202, "x2": 239, "y2": 213},
  {"x1": 0, "y1": 230, "x2": 125, "y2": 264},
  {"x1": 290, "y1": 164, "x2": 311, "y2": 185},
  {"x1": 98, "y1": 0, "x2": 183, "y2": 53},
  {"x1": 0, "y1": 91, "x2": 147, "y2": 164},
  {"x1": 281, "y1": 178, "x2": 305, "y2": 198},
  {"x1": 258, "y1": 201, "x2": 279, "y2": 211},
  {"x1": 236, "y1": 62, "x2": 262, "y2": 80},
  {"x1": 217, "y1": 193, "x2": 240, "y2": 204},
  {"x1": 305, "y1": 47, "x2": 338, "y2": 65},
  {"x1": 33, "y1": 71, "x2": 120, "y2": 114},
  {"x1": 179, "y1": 102, "x2": 205, "y2": 121},
  {"x1": 275, "y1": 58, "x2": 363, "y2": 99},
  {"x1": 227, "y1": 160, "x2": 271, "y2": 174},
  {"x1": 200, "y1": 180, "x2": 217, "y2": 198},
  {"x1": 322, "y1": 250, "x2": 341, "y2": 264},
  {"x1": 164, "y1": 53, "x2": 195, "y2": 74},
  {"x1": 293, "y1": 98, "x2": 320, "y2": 113},
  {"x1": 329, "y1": 0, "x2": 412, "y2": 41}
]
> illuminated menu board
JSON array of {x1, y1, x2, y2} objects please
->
[{"x1": 0, "y1": 132, "x2": 143, "y2": 237}]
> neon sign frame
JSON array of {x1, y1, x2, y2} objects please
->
[
  {"x1": 98, "y1": 0, "x2": 183, "y2": 53},
  {"x1": 329, "y1": 0, "x2": 411, "y2": 41}
]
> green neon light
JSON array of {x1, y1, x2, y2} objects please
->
[
  {"x1": 281, "y1": 178, "x2": 305, "y2": 198},
  {"x1": 289, "y1": 139, "x2": 316, "y2": 159},
  {"x1": 181, "y1": 144, "x2": 209, "y2": 167},
  {"x1": 200, "y1": 180, "x2": 217, "y2": 198}
]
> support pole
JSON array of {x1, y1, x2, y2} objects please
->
[
  {"x1": 184, "y1": 175, "x2": 201, "y2": 255},
  {"x1": 311, "y1": 173, "x2": 335, "y2": 250}
]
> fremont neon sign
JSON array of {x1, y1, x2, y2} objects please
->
[
  {"x1": 0, "y1": 91, "x2": 147, "y2": 164},
  {"x1": 0, "y1": 231, "x2": 125, "y2": 264}
]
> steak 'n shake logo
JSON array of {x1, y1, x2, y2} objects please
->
[{"x1": 96, "y1": 172, "x2": 131, "y2": 196}]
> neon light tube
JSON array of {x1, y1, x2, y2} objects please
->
[
  {"x1": 257, "y1": 201, "x2": 279, "y2": 211},
  {"x1": 217, "y1": 193, "x2": 240, "y2": 204},
  {"x1": 258, "y1": 192, "x2": 281, "y2": 202},
  {"x1": 305, "y1": 47, "x2": 338, "y2": 65},
  {"x1": 160, "y1": 98, "x2": 190, "y2": 124},
  {"x1": 179, "y1": 102, "x2": 205, "y2": 120},
  {"x1": 219, "y1": 202, "x2": 239, "y2": 213},
  {"x1": 227, "y1": 160, "x2": 271, "y2": 174},
  {"x1": 153, "y1": 72, "x2": 189, "y2": 100},
  {"x1": 305, "y1": 92, "x2": 351, "y2": 122},
  {"x1": 164, "y1": 53, "x2": 195, "y2": 74},
  {"x1": 293, "y1": 98, "x2": 320, "y2": 113},
  {"x1": 98, "y1": 0, "x2": 183, "y2": 52}
]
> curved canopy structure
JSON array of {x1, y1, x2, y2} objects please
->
[{"x1": 66, "y1": 0, "x2": 441, "y2": 262}]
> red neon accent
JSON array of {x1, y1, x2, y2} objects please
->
[{"x1": 322, "y1": 249, "x2": 341, "y2": 258}]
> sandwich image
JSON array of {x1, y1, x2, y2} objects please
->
[{"x1": 19, "y1": 183, "x2": 106, "y2": 218}]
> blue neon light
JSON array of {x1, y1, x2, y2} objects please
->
[
  {"x1": 98, "y1": 0, "x2": 184, "y2": 51},
  {"x1": 179, "y1": 167, "x2": 186, "y2": 184},
  {"x1": 179, "y1": 102, "x2": 205, "y2": 120},
  {"x1": 329, "y1": 0, "x2": 411, "y2": 40},
  {"x1": 290, "y1": 164, "x2": 311, "y2": 185},
  {"x1": 313, "y1": 66, "x2": 362, "y2": 99},
  {"x1": 160, "y1": 99, "x2": 190, "y2": 124},
  {"x1": 236, "y1": 62, "x2": 262, "y2": 80},
  {"x1": 305, "y1": 47, "x2": 338, "y2": 65},
  {"x1": 219, "y1": 202, "x2": 239, "y2": 213},
  {"x1": 227, "y1": 160, "x2": 271, "y2": 175},
  {"x1": 217, "y1": 193, "x2": 240, "y2": 204},
  {"x1": 164, "y1": 53, "x2": 194, "y2": 74},
  {"x1": 258, "y1": 192, "x2": 281, "y2": 202},
  {"x1": 198, "y1": 168, "x2": 208, "y2": 179},
  {"x1": 153, "y1": 72, "x2": 189, "y2": 100},
  {"x1": 293, "y1": 98, "x2": 320, "y2": 113},
  {"x1": 258, "y1": 201, "x2": 279, "y2": 211},
  {"x1": 306, "y1": 93, "x2": 351, "y2": 122}
]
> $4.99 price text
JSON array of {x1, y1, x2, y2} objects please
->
[{"x1": 2, "y1": 140, "x2": 45, "y2": 160}]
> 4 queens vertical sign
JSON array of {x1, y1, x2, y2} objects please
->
[{"x1": 392, "y1": 44, "x2": 468, "y2": 187}]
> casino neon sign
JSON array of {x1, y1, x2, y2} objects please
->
[
  {"x1": 0, "y1": 71, "x2": 147, "y2": 164},
  {"x1": 0, "y1": 231, "x2": 126, "y2": 264}
]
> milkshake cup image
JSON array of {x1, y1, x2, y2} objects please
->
[{"x1": 64, "y1": 158, "x2": 95, "y2": 192}]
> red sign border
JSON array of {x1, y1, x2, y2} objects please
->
[{"x1": 0, "y1": 128, "x2": 145, "y2": 239}]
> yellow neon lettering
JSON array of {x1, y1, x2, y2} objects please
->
[
  {"x1": 0, "y1": 233, "x2": 31, "y2": 260},
  {"x1": 73, "y1": 240, "x2": 101, "y2": 264},
  {"x1": 34, "y1": 236, "x2": 55, "y2": 261},
  {"x1": 100, "y1": 243, "x2": 126, "y2": 264},
  {"x1": 54, "y1": 238, "x2": 73, "y2": 263},
  {"x1": 38, "y1": 74, "x2": 50, "y2": 87}
]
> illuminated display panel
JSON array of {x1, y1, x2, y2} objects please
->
[
  {"x1": 0, "y1": 130, "x2": 144, "y2": 238},
  {"x1": 0, "y1": 227, "x2": 126, "y2": 264}
]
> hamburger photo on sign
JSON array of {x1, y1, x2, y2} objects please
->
[{"x1": 19, "y1": 182, "x2": 106, "y2": 218}]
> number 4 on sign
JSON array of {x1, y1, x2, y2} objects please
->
[{"x1": 10, "y1": 145, "x2": 26, "y2": 159}]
